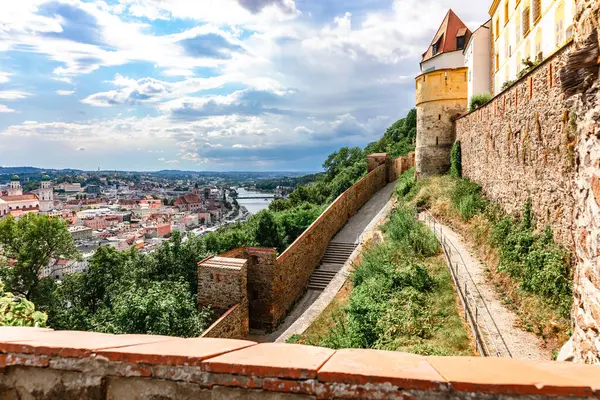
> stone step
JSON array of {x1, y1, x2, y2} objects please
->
[
  {"x1": 323, "y1": 251, "x2": 352, "y2": 258},
  {"x1": 323, "y1": 258, "x2": 351, "y2": 263},
  {"x1": 329, "y1": 242, "x2": 356, "y2": 247},
  {"x1": 325, "y1": 248, "x2": 354, "y2": 254},
  {"x1": 324, "y1": 249, "x2": 354, "y2": 255},
  {"x1": 311, "y1": 271, "x2": 335, "y2": 277},
  {"x1": 307, "y1": 283, "x2": 328, "y2": 291}
]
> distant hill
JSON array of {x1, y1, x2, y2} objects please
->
[{"x1": 0, "y1": 167, "x2": 83, "y2": 175}]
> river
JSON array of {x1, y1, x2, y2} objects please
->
[{"x1": 236, "y1": 187, "x2": 274, "y2": 215}]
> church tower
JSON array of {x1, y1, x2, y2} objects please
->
[
  {"x1": 39, "y1": 175, "x2": 54, "y2": 212},
  {"x1": 8, "y1": 175, "x2": 23, "y2": 196}
]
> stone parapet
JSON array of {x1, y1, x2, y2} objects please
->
[
  {"x1": 201, "y1": 304, "x2": 248, "y2": 340},
  {"x1": 0, "y1": 327, "x2": 599, "y2": 399}
]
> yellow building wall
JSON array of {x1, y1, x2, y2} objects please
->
[
  {"x1": 490, "y1": 0, "x2": 575, "y2": 93},
  {"x1": 415, "y1": 68, "x2": 468, "y2": 177}
]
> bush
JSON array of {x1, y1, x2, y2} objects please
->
[
  {"x1": 395, "y1": 168, "x2": 416, "y2": 198},
  {"x1": 491, "y1": 201, "x2": 572, "y2": 317},
  {"x1": 0, "y1": 282, "x2": 47, "y2": 327},
  {"x1": 450, "y1": 141, "x2": 462, "y2": 178},
  {"x1": 469, "y1": 93, "x2": 492, "y2": 112},
  {"x1": 383, "y1": 205, "x2": 439, "y2": 257},
  {"x1": 450, "y1": 179, "x2": 486, "y2": 221}
]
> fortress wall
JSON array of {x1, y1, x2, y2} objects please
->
[
  {"x1": 271, "y1": 163, "x2": 387, "y2": 329},
  {"x1": 200, "y1": 304, "x2": 248, "y2": 340},
  {"x1": 456, "y1": 43, "x2": 576, "y2": 248},
  {"x1": 570, "y1": 0, "x2": 600, "y2": 364}
]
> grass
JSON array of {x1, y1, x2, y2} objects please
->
[
  {"x1": 289, "y1": 169, "x2": 474, "y2": 356},
  {"x1": 407, "y1": 175, "x2": 572, "y2": 352}
]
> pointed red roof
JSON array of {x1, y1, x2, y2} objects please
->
[{"x1": 421, "y1": 9, "x2": 471, "y2": 63}]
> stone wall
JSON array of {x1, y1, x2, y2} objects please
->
[
  {"x1": 201, "y1": 304, "x2": 248, "y2": 340},
  {"x1": 219, "y1": 247, "x2": 278, "y2": 330},
  {"x1": 272, "y1": 162, "x2": 388, "y2": 329},
  {"x1": 197, "y1": 257, "x2": 248, "y2": 313},
  {"x1": 456, "y1": 0, "x2": 600, "y2": 362},
  {"x1": 1, "y1": 327, "x2": 599, "y2": 399},
  {"x1": 390, "y1": 151, "x2": 416, "y2": 181},
  {"x1": 570, "y1": 0, "x2": 600, "y2": 364},
  {"x1": 456, "y1": 42, "x2": 577, "y2": 248}
]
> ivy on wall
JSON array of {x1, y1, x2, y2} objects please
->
[{"x1": 450, "y1": 141, "x2": 462, "y2": 178}]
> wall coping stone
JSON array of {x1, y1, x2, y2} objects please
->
[{"x1": 0, "y1": 327, "x2": 599, "y2": 398}]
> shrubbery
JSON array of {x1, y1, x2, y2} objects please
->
[
  {"x1": 469, "y1": 93, "x2": 492, "y2": 112},
  {"x1": 444, "y1": 178, "x2": 572, "y2": 318},
  {"x1": 450, "y1": 141, "x2": 462, "y2": 178},
  {"x1": 300, "y1": 170, "x2": 470, "y2": 355},
  {"x1": 492, "y1": 201, "x2": 572, "y2": 316},
  {"x1": 0, "y1": 282, "x2": 47, "y2": 327}
]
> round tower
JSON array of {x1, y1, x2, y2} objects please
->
[
  {"x1": 8, "y1": 175, "x2": 23, "y2": 196},
  {"x1": 39, "y1": 175, "x2": 54, "y2": 212},
  {"x1": 415, "y1": 67, "x2": 468, "y2": 177}
]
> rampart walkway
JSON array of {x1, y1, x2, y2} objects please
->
[
  {"x1": 421, "y1": 213, "x2": 552, "y2": 360},
  {"x1": 250, "y1": 181, "x2": 397, "y2": 343}
]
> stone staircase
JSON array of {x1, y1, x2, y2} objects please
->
[{"x1": 307, "y1": 242, "x2": 356, "y2": 290}]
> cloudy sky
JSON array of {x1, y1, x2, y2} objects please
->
[{"x1": 0, "y1": 0, "x2": 489, "y2": 172}]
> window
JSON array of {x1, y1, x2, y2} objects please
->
[
  {"x1": 496, "y1": 52, "x2": 500, "y2": 71},
  {"x1": 432, "y1": 36, "x2": 442, "y2": 55},
  {"x1": 522, "y1": 6, "x2": 531, "y2": 36},
  {"x1": 495, "y1": 18, "x2": 500, "y2": 39},
  {"x1": 532, "y1": 0, "x2": 541, "y2": 23},
  {"x1": 515, "y1": 13, "x2": 521, "y2": 42},
  {"x1": 457, "y1": 35, "x2": 465, "y2": 50},
  {"x1": 504, "y1": 1, "x2": 510, "y2": 25},
  {"x1": 555, "y1": 2, "x2": 565, "y2": 46}
]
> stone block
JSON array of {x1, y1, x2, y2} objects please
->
[{"x1": 107, "y1": 377, "x2": 210, "y2": 400}]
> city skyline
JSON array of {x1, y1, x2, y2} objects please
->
[{"x1": 0, "y1": 0, "x2": 489, "y2": 171}]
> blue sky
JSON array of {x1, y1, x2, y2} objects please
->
[{"x1": 0, "y1": 0, "x2": 489, "y2": 172}]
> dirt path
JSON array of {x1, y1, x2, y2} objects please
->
[{"x1": 420, "y1": 213, "x2": 552, "y2": 360}]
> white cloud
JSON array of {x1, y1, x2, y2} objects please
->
[
  {"x1": 157, "y1": 157, "x2": 165, "y2": 161},
  {"x1": 56, "y1": 90, "x2": 75, "y2": 96},
  {"x1": 52, "y1": 77, "x2": 73, "y2": 84},
  {"x1": 165, "y1": 160, "x2": 179, "y2": 164},
  {"x1": 0, "y1": 104, "x2": 15, "y2": 113},
  {"x1": 0, "y1": 72, "x2": 10, "y2": 83},
  {"x1": 0, "y1": 91, "x2": 32, "y2": 100},
  {"x1": 76, "y1": 146, "x2": 86, "y2": 151}
]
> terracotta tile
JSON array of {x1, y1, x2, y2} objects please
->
[
  {"x1": 427, "y1": 357, "x2": 594, "y2": 397},
  {"x1": 202, "y1": 343, "x2": 334, "y2": 379},
  {"x1": 533, "y1": 361, "x2": 600, "y2": 393},
  {"x1": 0, "y1": 326, "x2": 54, "y2": 342},
  {"x1": 0, "y1": 330, "x2": 178, "y2": 358},
  {"x1": 96, "y1": 338, "x2": 257, "y2": 366},
  {"x1": 318, "y1": 349, "x2": 446, "y2": 391}
]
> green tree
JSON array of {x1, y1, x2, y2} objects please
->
[
  {"x1": 0, "y1": 281, "x2": 48, "y2": 327},
  {"x1": 254, "y1": 210, "x2": 282, "y2": 249},
  {"x1": 92, "y1": 280, "x2": 212, "y2": 337},
  {"x1": 0, "y1": 214, "x2": 79, "y2": 301}
]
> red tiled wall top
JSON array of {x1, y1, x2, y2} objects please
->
[{"x1": 0, "y1": 327, "x2": 599, "y2": 399}]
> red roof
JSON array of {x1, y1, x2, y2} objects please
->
[
  {"x1": 174, "y1": 194, "x2": 201, "y2": 205},
  {"x1": 1, "y1": 194, "x2": 38, "y2": 202},
  {"x1": 421, "y1": 9, "x2": 471, "y2": 63}
]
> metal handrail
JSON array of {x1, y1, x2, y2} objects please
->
[{"x1": 423, "y1": 211, "x2": 512, "y2": 358}]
